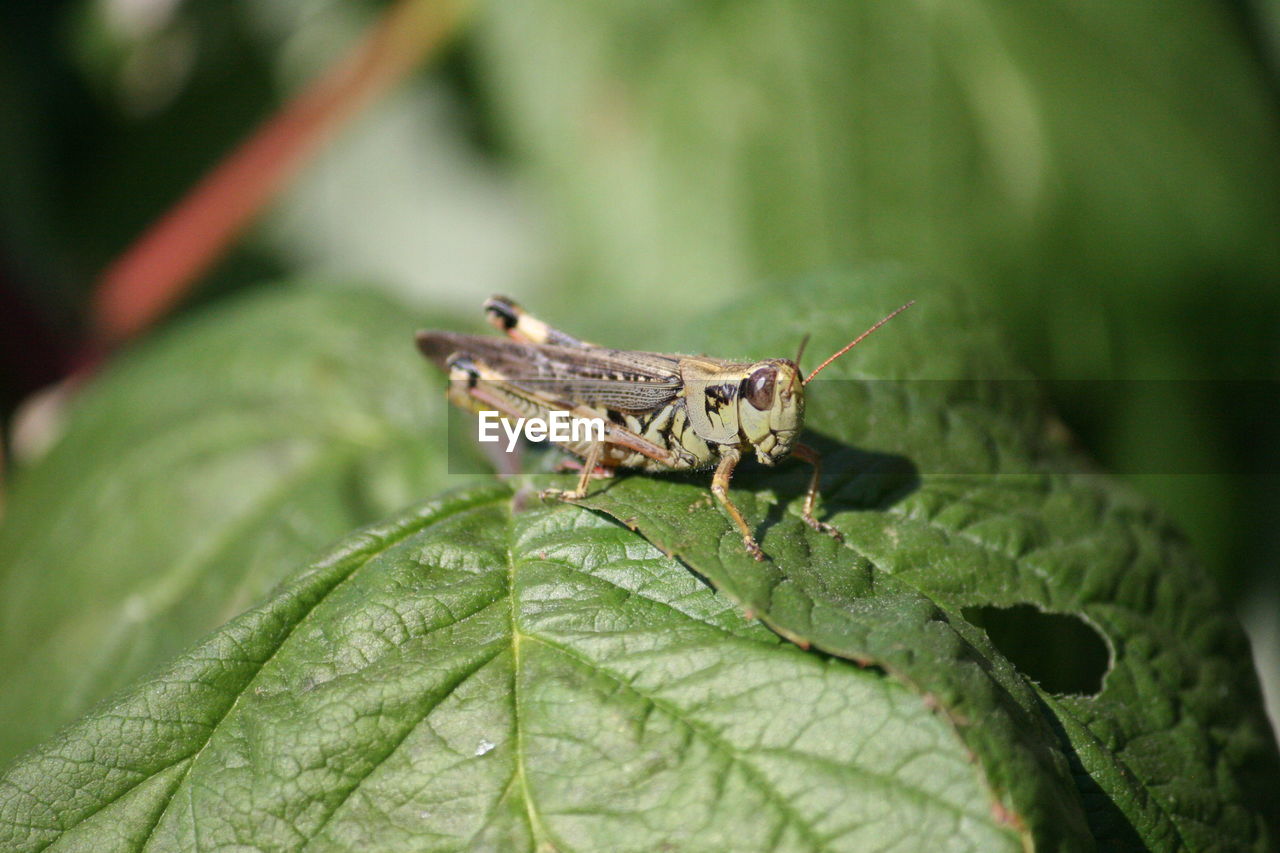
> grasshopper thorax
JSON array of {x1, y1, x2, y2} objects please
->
[{"x1": 682, "y1": 357, "x2": 805, "y2": 466}]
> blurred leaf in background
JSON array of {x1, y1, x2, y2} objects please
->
[
  {"x1": 0, "y1": 286, "x2": 486, "y2": 764},
  {"x1": 1247, "y1": 0, "x2": 1280, "y2": 72},
  {"x1": 0, "y1": 0, "x2": 539, "y2": 407},
  {"x1": 1, "y1": 1, "x2": 283, "y2": 321}
]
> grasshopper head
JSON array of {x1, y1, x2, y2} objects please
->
[{"x1": 737, "y1": 359, "x2": 805, "y2": 465}]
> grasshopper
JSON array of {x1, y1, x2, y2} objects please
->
[{"x1": 417, "y1": 296, "x2": 913, "y2": 560}]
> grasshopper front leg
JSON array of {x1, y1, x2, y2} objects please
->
[
  {"x1": 792, "y1": 443, "x2": 843, "y2": 543},
  {"x1": 711, "y1": 447, "x2": 766, "y2": 561}
]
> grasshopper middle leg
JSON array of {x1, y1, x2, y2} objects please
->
[
  {"x1": 447, "y1": 359, "x2": 684, "y2": 505},
  {"x1": 539, "y1": 441, "x2": 606, "y2": 501}
]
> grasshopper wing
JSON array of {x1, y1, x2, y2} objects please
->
[{"x1": 417, "y1": 332, "x2": 684, "y2": 413}]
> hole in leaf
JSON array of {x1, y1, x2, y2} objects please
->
[{"x1": 962, "y1": 604, "x2": 1110, "y2": 697}]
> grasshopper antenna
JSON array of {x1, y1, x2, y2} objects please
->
[
  {"x1": 803, "y1": 301, "x2": 915, "y2": 385},
  {"x1": 794, "y1": 333, "x2": 811, "y2": 369}
]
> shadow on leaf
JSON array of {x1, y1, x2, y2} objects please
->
[{"x1": 736, "y1": 430, "x2": 921, "y2": 540}]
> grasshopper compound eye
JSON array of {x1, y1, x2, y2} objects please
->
[{"x1": 742, "y1": 366, "x2": 777, "y2": 411}]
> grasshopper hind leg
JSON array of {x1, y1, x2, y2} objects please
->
[
  {"x1": 484, "y1": 295, "x2": 593, "y2": 348},
  {"x1": 553, "y1": 456, "x2": 615, "y2": 477}
]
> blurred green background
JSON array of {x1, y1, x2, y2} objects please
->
[{"x1": 1, "y1": 0, "x2": 1278, "y2": 733}]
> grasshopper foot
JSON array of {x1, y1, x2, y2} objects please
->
[
  {"x1": 804, "y1": 514, "x2": 844, "y2": 543},
  {"x1": 539, "y1": 487, "x2": 586, "y2": 502},
  {"x1": 743, "y1": 536, "x2": 767, "y2": 562}
]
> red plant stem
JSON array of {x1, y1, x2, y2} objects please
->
[{"x1": 90, "y1": 0, "x2": 469, "y2": 349}]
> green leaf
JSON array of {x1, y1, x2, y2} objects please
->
[
  {"x1": 2, "y1": 269, "x2": 1275, "y2": 850},
  {"x1": 571, "y1": 269, "x2": 1280, "y2": 849},
  {"x1": 0, "y1": 487, "x2": 1029, "y2": 852},
  {"x1": 0, "y1": 286, "x2": 481, "y2": 765}
]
